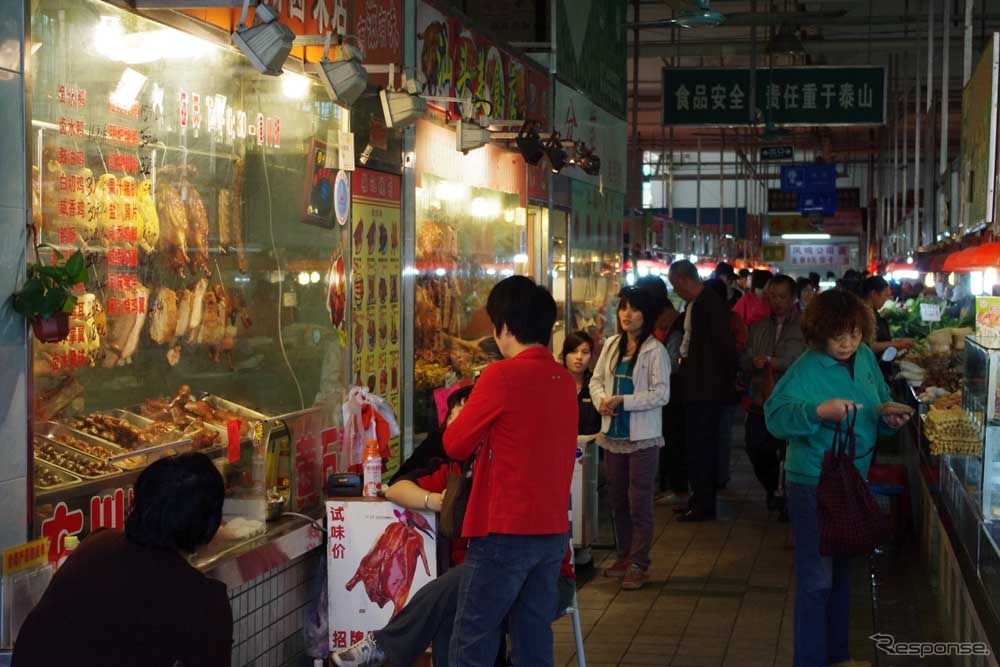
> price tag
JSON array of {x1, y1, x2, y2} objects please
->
[
  {"x1": 3, "y1": 538, "x2": 49, "y2": 576},
  {"x1": 227, "y1": 420, "x2": 242, "y2": 463},
  {"x1": 920, "y1": 303, "x2": 942, "y2": 322}
]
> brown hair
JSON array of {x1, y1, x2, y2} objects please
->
[{"x1": 800, "y1": 288, "x2": 876, "y2": 349}]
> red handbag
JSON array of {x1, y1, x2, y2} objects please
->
[{"x1": 816, "y1": 406, "x2": 890, "y2": 558}]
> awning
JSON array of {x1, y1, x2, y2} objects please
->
[
  {"x1": 883, "y1": 261, "x2": 916, "y2": 273},
  {"x1": 942, "y1": 243, "x2": 1000, "y2": 271}
]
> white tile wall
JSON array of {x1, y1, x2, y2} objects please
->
[{"x1": 228, "y1": 550, "x2": 321, "y2": 667}]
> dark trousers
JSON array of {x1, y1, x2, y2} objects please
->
[
  {"x1": 450, "y1": 533, "x2": 566, "y2": 666},
  {"x1": 685, "y1": 401, "x2": 722, "y2": 515},
  {"x1": 744, "y1": 411, "x2": 786, "y2": 495},
  {"x1": 374, "y1": 564, "x2": 463, "y2": 667},
  {"x1": 605, "y1": 446, "x2": 658, "y2": 570},
  {"x1": 659, "y1": 400, "x2": 688, "y2": 493}
]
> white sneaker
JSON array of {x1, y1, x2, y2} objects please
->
[{"x1": 332, "y1": 636, "x2": 386, "y2": 667}]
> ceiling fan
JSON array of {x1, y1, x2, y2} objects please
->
[{"x1": 628, "y1": 0, "x2": 847, "y2": 30}]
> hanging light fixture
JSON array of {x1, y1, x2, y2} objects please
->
[
  {"x1": 767, "y1": 23, "x2": 806, "y2": 56},
  {"x1": 572, "y1": 142, "x2": 601, "y2": 176},
  {"x1": 545, "y1": 132, "x2": 568, "y2": 173},
  {"x1": 231, "y1": 0, "x2": 295, "y2": 76},
  {"x1": 317, "y1": 32, "x2": 368, "y2": 108},
  {"x1": 515, "y1": 120, "x2": 545, "y2": 165}
]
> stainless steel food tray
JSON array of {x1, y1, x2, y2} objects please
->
[
  {"x1": 33, "y1": 437, "x2": 122, "y2": 479},
  {"x1": 37, "y1": 421, "x2": 147, "y2": 470},
  {"x1": 33, "y1": 459, "x2": 82, "y2": 492},
  {"x1": 202, "y1": 395, "x2": 269, "y2": 422},
  {"x1": 63, "y1": 411, "x2": 195, "y2": 464}
]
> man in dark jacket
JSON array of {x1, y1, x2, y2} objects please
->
[
  {"x1": 668, "y1": 260, "x2": 738, "y2": 522},
  {"x1": 740, "y1": 274, "x2": 806, "y2": 517}
]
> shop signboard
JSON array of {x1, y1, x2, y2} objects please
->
[
  {"x1": 417, "y1": 1, "x2": 543, "y2": 122},
  {"x1": 762, "y1": 244, "x2": 786, "y2": 263},
  {"x1": 797, "y1": 192, "x2": 838, "y2": 216},
  {"x1": 959, "y1": 34, "x2": 999, "y2": 230},
  {"x1": 555, "y1": 0, "x2": 627, "y2": 118},
  {"x1": 761, "y1": 146, "x2": 794, "y2": 161},
  {"x1": 662, "y1": 66, "x2": 886, "y2": 126},
  {"x1": 351, "y1": 169, "x2": 402, "y2": 477},
  {"x1": 350, "y1": 0, "x2": 404, "y2": 86},
  {"x1": 554, "y1": 81, "x2": 628, "y2": 194},
  {"x1": 781, "y1": 164, "x2": 837, "y2": 193},
  {"x1": 976, "y1": 297, "x2": 1000, "y2": 337},
  {"x1": 787, "y1": 244, "x2": 850, "y2": 267},
  {"x1": 326, "y1": 500, "x2": 437, "y2": 652}
]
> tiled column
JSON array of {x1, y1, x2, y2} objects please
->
[{"x1": 0, "y1": 0, "x2": 31, "y2": 551}]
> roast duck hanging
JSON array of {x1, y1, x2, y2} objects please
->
[{"x1": 345, "y1": 510, "x2": 434, "y2": 618}]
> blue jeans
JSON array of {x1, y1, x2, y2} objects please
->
[
  {"x1": 450, "y1": 533, "x2": 566, "y2": 666},
  {"x1": 785, "y1": 482, "x2": 852, "y2": 667}
]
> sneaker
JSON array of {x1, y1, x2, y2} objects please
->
[
  {"x1": 603, "y1": 557, "x2": 630, "y2": 578},
  {"x1": 332, "y1": 636, "x2": 386, "y2": 667},
  {"x1": 621, "y1": 564, "x2": 649, "y2": 590}
]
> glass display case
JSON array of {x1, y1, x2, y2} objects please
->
[{"x1": 28, "y1": 0, "x2": 347, "y2": 561}]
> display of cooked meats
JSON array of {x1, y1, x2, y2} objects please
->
[
  {"x1": 103, "y1": 283, "x2": 149, "y2": 367},
  {"x1": 69, "y1": 414, "x2": 175, "y2": 451},
  {"x1": 149, "y1": 287, "x2": 178, "y2": 344},
  {"x1": 180, "y1": 179, "x2": 211, "y2": 277},
  {"x1": 156, "y1": 181, "x2": 191, "y2": 276},
  {"x1": 51, "y1": 433, "x2": 116, "y2": 460},
  {"x1": 231, "y1": 158, "x2": 248, "y2": 273},
  {"x1": 34, "y1": 440, "x2": 119, "y2": 477},
  {"x1": 34, "y1": 465, "x2": 68, "y2": 489}
]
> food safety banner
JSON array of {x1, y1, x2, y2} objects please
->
[
  {"x1": 661, "y1": 66, "x2": 886, "y2": 126},
  {"x1": 351, "y1": 169, "x2": 402, "y2": 478},
  {"x1": 787, "y1": 244, "x2": 850, "y2": 267},
  {"x1": 327, "y1": 500, "x2": 437, "y2": 652}
]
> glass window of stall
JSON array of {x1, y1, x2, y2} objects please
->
[
  {"x1": 29, "y1": 0, "x2": 349, "y2": 554},
  {"x1": 412, "y1": 121, "x2": 529, "y2": 436}
]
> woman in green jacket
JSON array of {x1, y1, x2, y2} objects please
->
[{"x1": 764, "y1": 289, "x2": 910, "y2": 667}]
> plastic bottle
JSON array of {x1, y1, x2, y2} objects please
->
[{"x1": 363, "y1": 439, "x2": 382, "y2": 497}]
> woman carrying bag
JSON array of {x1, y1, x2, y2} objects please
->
[
  {"x1": 764, "y1": 289, "x2": 910, "y2": 667},
  {"x1": 590, "y1": 287, "x2": 671, "y2": 590}
]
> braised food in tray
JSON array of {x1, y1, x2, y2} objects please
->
[
  {"x1": 34, "y1": 463, "x2": 77, "y2": 489},
  {"x1": 68, "y1": 414, "x2": 177, "y2": 451},
  {"x1": 46, "y1": 430, "x2": 147, "y2": 469},
  {"x1": 35, "y1": 440, "x2": 119, "y2": 478}
]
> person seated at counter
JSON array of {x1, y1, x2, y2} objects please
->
[
  {"x1": 391, "y1": 384, "x2": 474, "y2": 484},
  {"x1": 13, "y1": 452, "x2": 232, "y2": 667},
  {"x1": 333, "y1": 463, "x2": 576, "y2": 667}
]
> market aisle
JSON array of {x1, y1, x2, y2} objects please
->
[{"x1": 553, "y1": 442, "x2": 899, "y2": 667}]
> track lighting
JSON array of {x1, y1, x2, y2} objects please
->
[
  {"x1": 515, "y1": 120, "x2": 545, "y2": 166},
  {"x1": 231, "y1": 0, "x2": 294, "y2": 76},
  {"x1": 545, "y1": 132, "x2": 568, "y2": 173}
]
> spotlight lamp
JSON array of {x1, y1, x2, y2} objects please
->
[
  {"x1": 456, "y1": 120, "x2": 491, "y2": 154},
  {"x1": 545, "y1": 132, "x2": 568, "y2": 173},
  {"x1": 573, "y1": 142, "x2": 601, "y2": 176},
  {"x1": 318, "y1": 32, "x2": 368, "y2": 108},
  {"x1": 380, "y1": 73, "x2": 427, "y2": 128},
  {"x1": 515, "y1": 120, "x2": 545, "y2": 165},
  {"x1": 231, "y1": 0, "x2": 295, "y2": 76}
]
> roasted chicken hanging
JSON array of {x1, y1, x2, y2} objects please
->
[
  {"x1": 156, "y1": 181, "x2": 190, "y2": 277},
  {"x1": 345, "y1": 510, "x2": 434, "y2": 618},
  {"x1": 180, "y1": 179, "x2": 211, "y2": 277}
]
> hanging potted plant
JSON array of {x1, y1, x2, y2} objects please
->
[{"x1": 12, "y1": 245, "x2": 88, "y2": 343}]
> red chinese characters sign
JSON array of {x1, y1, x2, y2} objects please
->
[
  {"x1": 416, "y1": 0, "x2": 545, "y2": 123},
  {"x1": 351, "y1": 0, "x2": 403, "y2": 86}
]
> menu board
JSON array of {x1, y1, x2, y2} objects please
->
[
  {"x1": 976, "y1": 297, "x2": 1000, "y2": 337},
  {"x1": 351, "y1": 169, "x2": 402, "y2": 478}
]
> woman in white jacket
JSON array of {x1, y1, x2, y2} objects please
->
[{"x1": 590, "y1": 287, "x2": 671, "y2": 590}]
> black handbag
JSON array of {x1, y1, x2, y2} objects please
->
[{"x1": 439, "y1": 458, "x2": 474, "y2": 540}]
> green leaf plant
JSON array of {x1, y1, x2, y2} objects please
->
[{"x1": 12, "y1": 243, "x2": 88, "y2": 320}]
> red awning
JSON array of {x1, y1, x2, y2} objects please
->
[{"x1": 942, "y1": 243, "x2": 1000, "y2": 271}]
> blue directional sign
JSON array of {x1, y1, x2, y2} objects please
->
[
  {"x1": 780, "y1": 164, "x2": 837, "y2": 193},
  {"x1": 797, "y1": 192, "x2": 838, "y2": 216}
]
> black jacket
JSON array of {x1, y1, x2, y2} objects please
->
[
  {"x1": 577, "y1": 370, "x2": 602, "y2": 436},
  {"x1": 681, "y1": 286, "x2": 738, "y2": 403}
]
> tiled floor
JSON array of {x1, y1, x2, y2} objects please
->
[{"x1": 553, "y1": 445, "x2": 886, "y2": 667}]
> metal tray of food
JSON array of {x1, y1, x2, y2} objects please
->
[
  {"x1": 33, "y1": 437, "x2": 122, "y2": 479},
  {"x1": 67, "y1": 410, "x2": 187, "y2": 452},
  {"x1": 202, "y1": 395, "x2": 268, "y2": 422},
  {"x1": 36, "y1": 421, "x2": 148, "y2": 470},
  {"x1": 33, "y1": 459, "x2": 82, "y2": 491}
]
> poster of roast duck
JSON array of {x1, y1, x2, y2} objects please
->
[{"x1": 327, "y1": 500, "x2": 437, "y2": 651}]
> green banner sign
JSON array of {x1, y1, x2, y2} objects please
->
[
  {"x1": 662, "y1": 66, "x2": 886, "y2": 126},
  {"x1": 556, "y1": 0, "x2": 627, "y2": 118}
]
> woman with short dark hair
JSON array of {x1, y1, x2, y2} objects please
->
[
  {"x1": 765, "y1": 289, "x2": 910, "y2": 667},
  {"x1": 562, "y1": 330, "x2": 602, "y2": 436},
  {"x1": 14, "y1": 453, "x2": 232, "y2": 667}
]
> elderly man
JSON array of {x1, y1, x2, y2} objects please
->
[{"x1": 667, "y1": 260, "x2": 738, "y2": 522}]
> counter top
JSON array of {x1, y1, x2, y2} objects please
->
[{"x1": 194, "y1": 509, "x2": 325, "y2": 590}]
